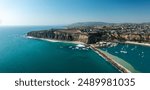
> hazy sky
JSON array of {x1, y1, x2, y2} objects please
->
[{"x1": 0, "y1": 0, "x2": 150, "y2": 25}]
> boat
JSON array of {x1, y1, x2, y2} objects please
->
[{"x1": 120, "y1": 50, "x2": 128, "y2": 54}]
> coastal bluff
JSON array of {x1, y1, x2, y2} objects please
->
[
  {"x1": 27, "y1": 22, "x2": 150, "y2": 44},
  {"x1": 27, "y1": 28, "x2": 150, "y2": 45},
  {"x1": 26, "y1": 22, "x2": 150, "y2": 73},
  {"x1": 27, "y1": 29, "x2": 89, "y2": 43}
]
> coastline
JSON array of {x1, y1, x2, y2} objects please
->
[
  {"x1": 26, "y1": 36, "x2": 139, "y2": 73},
  {"x1": 26, "y1": 36, "x2": 85, "y2": 45},
  {"x1": 27, "y1": 36, "x2": 150, "y2": 47},
  {"x1": 123, "y1": 41, "x2": 150, "y2": 47}
]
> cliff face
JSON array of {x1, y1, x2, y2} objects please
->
[
  {"x1": 87, "y1": 31, "x2": 150, "y2": 43},
  {"x1": 27, "y1": 29, "x2": 89, "y2": 43},
  {"x1": 111, "y1": 33, "x2": 150, "y2": 43},
  {"x1": 27, "y1": 22, "x2": 150, "y2": 44},
  {"x1": 27, "y1": 29, "x2": 150, "y2": 44}
]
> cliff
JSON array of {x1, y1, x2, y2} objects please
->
[
  {"x1": 27, "y1": 29, "x2": 89, "y2": 43},
  {"x1": 27, "y1": 29, "x2": 150, "y2": 44},
  {"x1": 27, "y1": 22, "x2": 150, "y2": 44}
]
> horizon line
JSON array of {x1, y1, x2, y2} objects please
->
[{"x1": 0, "y1": 21, "x2": 150, "y2": 26}]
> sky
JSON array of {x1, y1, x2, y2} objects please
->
[{"x1": 0, "y1": 0, "x2": 150, "y2": 25}]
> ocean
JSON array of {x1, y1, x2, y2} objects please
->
[
  {"x1": 0, "y1": 26, "x2": 119, "y2": 73},
  {"x1": 101, "y1": 43, "x2": 150, "y2": 73}
]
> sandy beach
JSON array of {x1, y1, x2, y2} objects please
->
[{"x1": 124, "y1": 41, "x2": 150, "y2": 47}]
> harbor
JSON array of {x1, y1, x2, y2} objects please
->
[{"x1": 90, "y1": 45, "x2": 131, "y2": 73}]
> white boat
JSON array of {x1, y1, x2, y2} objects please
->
[
  {"x1": 82, "y1": 48, "x2": 88, "y2": 50},
  {"x1": 115, "y1": 51, "x2": 119, "y2": 54},
  {"x1": 69, "y1": 46, "x2": 72, "y2": 48},
  {"x1": 75, "y1": 47, "x2": 79, "y2": 49},
  {"x1": 120, "y1": 50, "x2": 127, "y2": 54}
]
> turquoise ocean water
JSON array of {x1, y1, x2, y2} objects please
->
[
  {"x1": 0, "y1": 26, "x2": 119, "y2": 73},
  {"x1": 101, "y1": 43, "x2": 150, "y2": 73}
]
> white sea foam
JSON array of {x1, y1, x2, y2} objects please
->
[
  {"x1": 26, "y1": 36, "x2": 84, "y2": 44},
  {"x1": 26, "y1": 36, "x2": 34, "y2": 39}
]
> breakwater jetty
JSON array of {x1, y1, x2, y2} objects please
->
[{"x1": 90, "y1": 45, "x2": 131, "y2": 73}]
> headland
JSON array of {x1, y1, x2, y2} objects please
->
[{"x1": 27, "y1": 22, "x2": 150, "y2": 73}]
